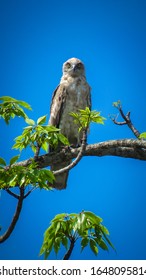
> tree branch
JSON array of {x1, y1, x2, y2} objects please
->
[
  {"x1": 34, "y1": 143, "x2": 41, "y2": 160},
  {"x1": 24, "y1": 187, "x2": 37, "y2": 198},
  {"x1": 54, "y1": 128, "x2": 87, "y2": 176},
  {"x1": 10, "y1": 139, "x2": 146, "y2": 175},
  {"x1": 6, "y1": 189, "x2": 20, "y2": 199},
  {"x1": 0, "y1": 187, "x2": 24, "y2": 243},
  {"x1": 63, "y1": 237, "x2": 75, "y2": 260},
  {"x1": 112, "y1": 105, "x2": 140, "y2": 138}
]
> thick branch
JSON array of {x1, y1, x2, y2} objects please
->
[
  {"x1": 11, "y1": 139, "x2": 146, "y2": 173},
  {"x1": 0, "y1": 187, "x2": 24, "y2": 243}
]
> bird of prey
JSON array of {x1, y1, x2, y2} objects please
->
[{"x1": 49, "y1": 57, "x2": 91, "y2": 190}]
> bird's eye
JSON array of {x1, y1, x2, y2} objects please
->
[
  {"x1": 77, "y1": 63, "x2": 83, "y2": 69},
  {"x1": 65, "y1": 62, "x2": 71, "y2": 69}
]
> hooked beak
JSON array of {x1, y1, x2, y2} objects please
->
[{"x1": 72, "y1": 64, "x2": 77, "y2": 72}]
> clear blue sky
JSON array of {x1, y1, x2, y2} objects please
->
[{"x1": 0, "y1": 0, "x2": 146, "y2": 260}]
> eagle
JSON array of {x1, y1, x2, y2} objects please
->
[{"x1": 49, "y1": 58, "x2": 91, "y2": 189}]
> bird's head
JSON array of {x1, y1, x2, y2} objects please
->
[{"x1": 63, "y1": 58, "x2": 85, "y2": 77}]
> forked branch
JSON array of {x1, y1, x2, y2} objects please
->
[{"x1": 112, "y1": 103, "x2": 140, "y2": 138}]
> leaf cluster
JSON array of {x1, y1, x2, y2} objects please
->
[
  {"x1": 0, "y1": 96, "x2": 31, "y2": 124},
  {"x1": 112, "y1": 100, "x2": 121, "y2": 108},
  {"x1": 13, "y1": 115, "x2": 69, "y2": 153},
  {"x1": 70, "y1": 107, "x2": 106, "y2": 131},
  {"x1": 40, "y1": 211, "x2": 115, "y2": 259},
  {"x1": 0, "y1": 157, "x2": 54, "y2": 189},
  {"x1": 0, "y1": 97, "x2": 69, "y2": 190}
]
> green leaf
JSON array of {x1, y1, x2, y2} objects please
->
[
  {"x1": 19, "y1": 176, "x2": 26, "y2": 187},
  {"x1": 139, "y1": 132, "x2": 146, "y2": 139},
  {"x1": 54, "y1": 238, "x2": 61, "y2": 255},
  {"x1": 45, "y1": 125, "x2": 60, "y2": 133},
  {"x1": 41, "y1": 142, "x2": 48, "y2": 152},
  {"x1": 103, "y1": 234, "x2": 115, "y2": 251},
  {"x1": 8, "y1": 174, "x2": 18, "y2": 186},
  {"x1": 0, "y1": 157, "x2": 6, "y2": 166},
  {"x1": 76, "y1": 212, "x2": 87, "y2": 233},
  {"x1": 31, "y1": 145, "x2": 37, "y2": 153},
  {"x1": 37, "y1": 115, "x2": 47, "y2": 125},
  {"x1": 25, "y1": 118, "x2": 35, "y2": 126},
  {"x1": 90, "y1": 239, "x2": 98, "y2": 256},
  {"x1": 12, "y1": 142, "x2": 22, "y2": 150},
  {"x1": 58, "y1": 134, "x2": 70, "y2": 145},
  {"x1": 81, "y1": 237, "x2": 89, "y2": 252},
  {"x1": 100, "y1": 225, "x2": 109, "y2": 235},
  {"x1": 55, "y1": 222, "x2": 61, "y2": 235},
  {"x1": 62, "y1": 236, "x2": 68, "y2": 250},
  {"x1": 10, "y1": 155, "x2": 20, "y2": 165},
  {"x1": 84, "y1": 211, "x2": 102, "y2": 224},
  {"x1": 52, "y1": 213, "x2": 66, "y2": 222},
  {"x1": 15, "y1": 100, "x2": 32, "y2": 110},
  {"x1": 0, "y1": 96, "x2": 16, "y2": 102},
  {"x1": 96, "y1": 239, "x2": 109, "y2": 251}
]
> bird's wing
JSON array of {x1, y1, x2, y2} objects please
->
[
  {"x1": 87, "y1": 86, "x2": 92, "y2": 110},
  {"x1": 49, "y1": 84, "x2": 67, "y2": 128}
]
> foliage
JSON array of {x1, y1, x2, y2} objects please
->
[
  {"x1": 0, "y1": 159, "x2": 54, "y2": 190},
  {"x1": 0, "y1": 97, "x2": 69, "y2": 190},
  {"x1": 70, "y1": 107, "x2": 106, "y2": 131},
  {"x1": 40, "y1": 211, "x2": 115, "y2": 259},
  {"x1": 0, "y1": 96, "x2": 32, "y2": 124},
  {"x1": 12, "y1": 115, "x2": 69, "y2": 153}
]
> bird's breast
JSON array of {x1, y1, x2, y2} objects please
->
[{"x1": 59, "y1": 78, "x2": 90, "y2": 145}]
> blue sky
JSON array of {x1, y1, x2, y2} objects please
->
[{"x1": 0, "y1": 0, "x2": 146, "y2": 260}]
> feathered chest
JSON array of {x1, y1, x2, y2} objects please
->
[
  {"x1": 58, "y1": 78, "x2": 90, "y2": 142},
  {"x1": 63, "y1": 78, "x2": 89, "y2": 110}
]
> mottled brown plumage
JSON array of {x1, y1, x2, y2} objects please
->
[{"x1": 49, "y1": 58, "x2": 91, "y2": 189}]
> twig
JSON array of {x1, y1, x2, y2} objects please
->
[
  {"x1": 53, "y1": 129, "x2": 87, "y2": 176},
  {"x1": 24, "y1": 187, "x2": 37, "y2": 199}
]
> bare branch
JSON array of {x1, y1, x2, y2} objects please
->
[
  {"x1": 6, "y1": 189, "x2": 19, "y2": 199},
  {"x1": 24, "y1": 187, "x2": 37, "y2": 199},
  {"x1": 112, "y1": 105, "x2": 140, "y2": 138},
  {"x1": 0, "y1": 187, "x2": 24, "y2": 243}
]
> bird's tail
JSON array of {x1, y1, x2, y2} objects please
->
[{"x1": 50, "y1": 160, "x2": 71, "y2": 190}]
